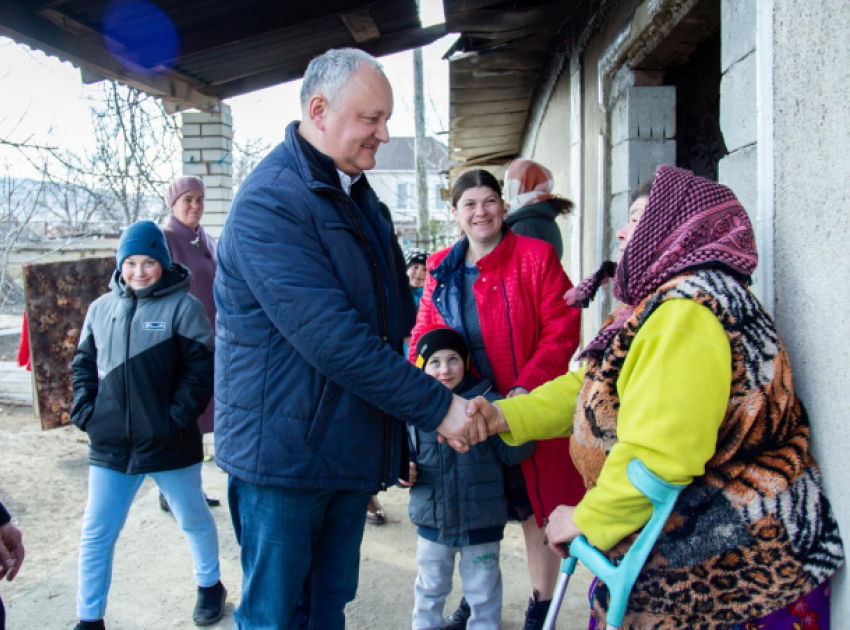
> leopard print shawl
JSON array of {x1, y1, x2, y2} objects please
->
[{"x1": 571, "y1": 269, "x2": 844, "y2": 629}]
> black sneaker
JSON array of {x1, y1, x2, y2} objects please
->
[
  {"x1": 522, "y1": 590, "x2": 552, "y2": 630},
  {"x1": 159, "y1": 492, "x2": 171, "y2": 513},
  {"x1": 193, "y1": 580, "x2": 227, "y2": 626},
  {"x1": 73, "y1": 621, "x2": 105, "y2": 630},
  {"x1": 440, "y1": 597, "x2": 470, "y2": 629}
]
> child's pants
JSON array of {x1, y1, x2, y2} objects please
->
[
  {"x1": 412, "y1": 537, "x2": 502, "y2": 630},
  {"x1": 77, "y1": 463, "x2": 220, "y2": 622}
]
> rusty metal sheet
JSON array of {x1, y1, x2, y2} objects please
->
[{"x1": 23, "y1": 257, "x2": 114, "y2": 430}]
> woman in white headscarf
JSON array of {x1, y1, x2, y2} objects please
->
[{"x1": 503, "y1": 159, "x2": 573, "y2": 260}]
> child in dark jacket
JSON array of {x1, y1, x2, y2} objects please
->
[
  {"x1": 70, "y1": 221, "x2": 225, "y2": 630},
  {"x1": 406, "y1": 326, "x2": 534, "y2": 630}
]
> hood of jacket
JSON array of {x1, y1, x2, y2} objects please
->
[{"x1": 505, "y1": 199, "x2": 559, "y2": 225}]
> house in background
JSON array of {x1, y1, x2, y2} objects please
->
[{"x1": 369, "y1": 136, "x2": 453, "y2": 250}]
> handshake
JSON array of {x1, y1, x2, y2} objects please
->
[{"x1": 435, "y1": 394, "x2": 510, "y2": 452}]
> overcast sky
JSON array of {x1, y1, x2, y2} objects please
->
[{"x1": 0, "y1": 26, "x2": 453, "y2": 177}]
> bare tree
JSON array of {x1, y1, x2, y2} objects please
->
[
  {"x1": 0, "y1": 166, "x2": 46, "y2": 307},
  {"x1": 232, "y1": 136, "x2": 272, "y2": 189},
  {"x1": 1, "y1": 80, "x2": 182, "y2": 312},
  {"x1": 5, "y1": 81, "x2": 180, "y2": 233},
  {"x1": 77, "y1": 81, "x2": 181, "y2": 227}
]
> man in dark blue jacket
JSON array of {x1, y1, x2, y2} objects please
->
[{"x1": 214, "y1": 48, "x2": 484, "y2": 629}]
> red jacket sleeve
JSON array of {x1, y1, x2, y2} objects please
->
[{"x1": 514, "y1": 246, "x2": 581, "y2": 391}]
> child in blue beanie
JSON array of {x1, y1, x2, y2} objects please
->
[
  {"x1": 405, "y1": 325, "x2": 535, "y2": 629},
  {"x1": 70, "y1": 220, "x2": 226, "y2": 629}
]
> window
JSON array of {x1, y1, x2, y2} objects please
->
[
  {"x1": 433, "y1": 184, "x2": 445, "y2": 209},
  {"x1": 397, "y1": 182, "x2": 414, "y2": 210}
]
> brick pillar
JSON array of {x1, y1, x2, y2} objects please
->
[{"x1": 180, "y1": 104, "x2": 233, "y2": 238}]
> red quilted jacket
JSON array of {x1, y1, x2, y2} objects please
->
[{"x1": 410, "y1": 230, "x2": 585, "y2": 524}]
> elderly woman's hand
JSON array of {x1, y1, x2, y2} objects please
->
[{"x1": 545, "y1": 505, "x2": 583, "y2": 558}]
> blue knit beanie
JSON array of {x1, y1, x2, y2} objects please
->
[{"x1": 116, "y1": 220, "x2": 172, "y2": 270}]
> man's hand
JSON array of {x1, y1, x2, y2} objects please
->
[
  {"x1": 436, "y1": 394, "x2": 487, "y2": 452},
  {"x1": 545, "y1": 505, "x2": 582, "y2": 558},
  {"x1": 465, "y1": 396, "x2": 510, "y2": 435},
  {"x1": 0, "y1": 521, "x2": 25, "y2": 582}
]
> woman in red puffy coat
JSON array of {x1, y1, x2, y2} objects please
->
[{"x1": 409, "y1": 168, "x2": 583, "y2": 629}]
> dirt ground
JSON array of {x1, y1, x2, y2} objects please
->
[{"x1": 0, "y1": 308, "x2": 592, "y2": 629}]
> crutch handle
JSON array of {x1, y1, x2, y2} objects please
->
[{"x1": 543, "y1": 460, "x2": 686, "y2": 629}]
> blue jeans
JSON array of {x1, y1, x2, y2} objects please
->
[
  {"x1": 77, "y1": 463, "x2": 220, "y2": 621},
  {"x1": 228, "y1": 477, "x2": 372, "y2": 630}
]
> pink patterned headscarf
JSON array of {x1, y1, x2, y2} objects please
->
[
  {"x1": 504, "y1": 159, "x2": 554, "y2": 211},
  {"x1": 566, "y1": 165, "x2": 758, "y2": 358}
]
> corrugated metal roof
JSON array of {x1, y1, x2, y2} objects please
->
[
  {"x1": 0, "y1": 0, "x2": 446, "y2": 112},
  {"x1": 443, "y1": 0, "x2": 586, "y2": 173}
]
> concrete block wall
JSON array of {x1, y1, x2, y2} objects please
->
[
  {"x1": 772, "y1": 0, "x2": 850, "y2": 619},
  {"x1": 180, "y1": 104, "x2": 234, "y2": 238},
  {"x1": 717, "y1": 0, "x2": 757, "y2": 238},
  {"x1": 609, "y1": 85, "x2": 675, "y2": 257}
]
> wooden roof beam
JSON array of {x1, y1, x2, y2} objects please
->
[{"x1": 0, "y1": 0, "x2": 219, "y2": 112}]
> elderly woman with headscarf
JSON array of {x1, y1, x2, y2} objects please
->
[
  {"x1": 161, "y1": 175, "x2": 220, "y2": 510},
  {"x1": 469, "y1": 165, "x2": 844, "y2": 629},
  {"x1": 503, "y1": 159, "x2": 573, "y2": 260}
]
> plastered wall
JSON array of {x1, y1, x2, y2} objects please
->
[{"x1": 772, "y1": 0, "x2": 850, "y2": 612}]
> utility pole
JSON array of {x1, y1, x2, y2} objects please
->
[{"x1": 413, "y1": 46, "x2": 430, "y2": 249}]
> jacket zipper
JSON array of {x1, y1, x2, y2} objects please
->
[
  {"x1": 124, "y1": 294, "x2": 137, "y2": 450},
  {"x1": 500, "y1": 281, "x2": 519, "y2": 381},
  {"x1": 339, "y1": 195, "x2": 393, "y2": 490}
]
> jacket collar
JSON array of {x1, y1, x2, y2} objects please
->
[
  {"x1": 286, "y1": 121, "x2": 369, "y2": 197},
  {"x1": 166, "y1": 214, "x2": 200, "y2": 236},
  {"x1": 454, "y1": 374, "x2": 494, "y2": 398},
  {"x1": 433, "y1": 228, "x2": 517, "y2": 280}
]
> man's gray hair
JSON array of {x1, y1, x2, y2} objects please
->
[{"x1": 300, "y1": 48, "x2": 384, "y2": 112}]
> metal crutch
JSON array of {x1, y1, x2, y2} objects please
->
[{"x1": 542, "y1": 459, "x2": 687, "y2": 630}]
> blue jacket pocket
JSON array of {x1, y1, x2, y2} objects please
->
[{"x1": 305, "y1": 378, "x2": 343, "y2": 447}]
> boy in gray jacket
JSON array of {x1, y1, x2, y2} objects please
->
[
  {"x1": 406, "y1": 326, "x2": 534, "y2": 629},
  {"x1": 70, "y1": 221, "x2": 225, "y2": 629}
]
